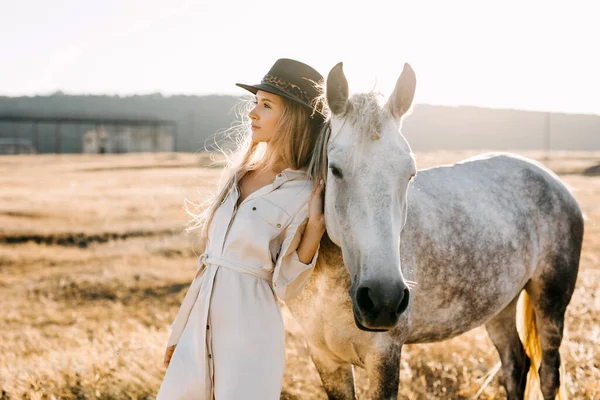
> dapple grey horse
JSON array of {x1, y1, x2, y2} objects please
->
[{"x1": 289, "y1": 62, "x2": 583, "y2": 399}]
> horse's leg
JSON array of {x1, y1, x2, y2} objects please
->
[
  {"x1": 310, "y1": 348, "x2": 357, "y2": 400},
  {"x1": 525, "y1": 226, "x2": 580, "y2": 400},
  {"x1": 363, "y1": 341, "x2": 401, "y2": 400},
  {"x1": 525, "y1": 284, "x2": 569, "y2": 400},
  {"x1": 527, "y1": 265, "x2": 577, "y2": 399},
  {"x1": 485, "y1": 294, "x2": 530, "y2": 400}
]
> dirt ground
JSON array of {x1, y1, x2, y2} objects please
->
[{"x1": 0, "y1": 150, "x2": 598, "y2": 399}]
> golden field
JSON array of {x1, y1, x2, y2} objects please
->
[{"x1": 0, "y1": 151, "x2": 598, "y2": 399}]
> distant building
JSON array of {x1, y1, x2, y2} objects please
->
[
  {"x1": 83, "y1": 125, "x2": 173, "y2": 153},
  {"x1": 0, "y1": 138, "x2": 38, "y2": 155}
]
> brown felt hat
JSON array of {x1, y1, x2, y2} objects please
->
[{"x1": 236, "y1": 58, "x2": 326, "y2": 117}]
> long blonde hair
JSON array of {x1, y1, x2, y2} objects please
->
[{"x1": 185, "y1": 92, "x2": 328, "y2": 250}]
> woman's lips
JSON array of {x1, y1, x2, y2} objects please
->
[{"x1": 251, "y1": 125, "x2": 260, "y2": 130}]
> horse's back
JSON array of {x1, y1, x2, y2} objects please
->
[
  {"x1": 404, "y1": 152, "x2": 583, "y2": 343},
  {"x1": 470, "y1": 153, "x2": 581, "y2": 225},
  {"x1": 415, "y1": 152, "x2": 582, "y2": 225},
  {"x1": 457, "y1": 153, "x2": 583, "y2": 255},
  {"x1": 413, "y1": 151, "x2": 584, "y2": 273}
]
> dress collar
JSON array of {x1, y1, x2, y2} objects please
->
[
  {"x1": 273, "y1": 167, "x2": 308, "y2": 189},
  {"x1": 234, "y1": 167, "x2": 308, "y2": 191},
  {"x1": 229, "y1": 167, "x2": 309, "y2": 207}
]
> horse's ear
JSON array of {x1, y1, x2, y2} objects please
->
[
  {"x1": 386, "y1": 63, "x2": 416, "y2": 119},
  {"x1": 326, "y1": 62, "x2": 349, "y2": 116}
]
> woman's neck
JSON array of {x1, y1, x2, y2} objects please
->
[
  {"x1": 262, "y1": 143, "x2": 287, "y2": 173},
  {"x1": 260, "y1": 157, "x2": 287, "y2": 174}
]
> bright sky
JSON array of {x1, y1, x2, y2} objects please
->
[{"x1": 2, "y1": 0, "x2": 599, "y2": 115}]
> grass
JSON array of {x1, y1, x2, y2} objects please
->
[{"x1": 0, "y1": 151, "x2": 598, "y2": 399}]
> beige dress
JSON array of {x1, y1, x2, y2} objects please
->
[{"x1": 157, "y1": 168, "x2": 320, "y2": 400}]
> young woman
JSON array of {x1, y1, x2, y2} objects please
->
[{"x1": 157, "y1": 58, "x2": 328, "y2": 399}]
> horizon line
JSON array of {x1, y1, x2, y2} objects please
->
[{"x1": 1, "y1": 90, "x2": 599, "y2": 118}]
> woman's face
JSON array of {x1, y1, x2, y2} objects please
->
[{"x1": 248, "y1": 90, "x2": 284, "y2": 143}]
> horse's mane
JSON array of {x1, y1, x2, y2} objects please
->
[
  {"x1": 308, "y1": 91, "x2": 392, "y2": 181},
  {"x1": 347, "y1": 92, "x2": 386, "y2": 141}
]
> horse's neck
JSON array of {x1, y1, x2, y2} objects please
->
[
  {"x1": 314, "y1": 235, "x2": 352, "y2": 288},
  {"x1": 406, "y1": 176, "x2": 437, "y2": 226},
  {"x1": 287, "y1": 236, "x2": 351, "y2": 319}
]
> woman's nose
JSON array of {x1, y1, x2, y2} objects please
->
[{"x1": 248, "y1": 106, "x2": 258, "y2": 120}]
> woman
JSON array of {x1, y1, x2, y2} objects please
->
[{"x1": 157, "y1": 58, "x2": 328, "y2": 399}]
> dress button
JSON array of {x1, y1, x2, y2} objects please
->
[
  {"x1": 277, "y1": 173, "x2": 282, "y2": 178},
  {"x1": 252, "y1": 207, "x2": 256, "y2": 211},
  {"x1": 276, "y1": 223, "x2": 281, "y2": 228},
  {"x1": 206, "y1": 325, "x2": 209, "y2": 330},
  {"x1": 208, "y1": 354, "x2": 212, "y2": 359}
]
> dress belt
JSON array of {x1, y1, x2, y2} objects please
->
[{"x1": 197, "y1": 252, "x2": 273, "y2": 282}]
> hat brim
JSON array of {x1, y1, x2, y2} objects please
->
[{"x1": 235, "y1": 82, "x2": 325, "y2": 118}]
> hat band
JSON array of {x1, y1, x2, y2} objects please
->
[{"x1": 261, "y1": 74, "x2": 312, "y2": 105}]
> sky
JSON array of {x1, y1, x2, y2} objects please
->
[{"x1": 2, "y1": 0, "x2": 599, "y2": 115}]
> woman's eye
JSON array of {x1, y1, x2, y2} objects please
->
[{"x1": 253, "y1": 100, "x2": 270, "y2": 109}]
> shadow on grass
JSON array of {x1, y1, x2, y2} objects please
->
[
  {"x1": 1, "y1": 229, "x2": 180, "y2": 247},
  {"x1": 31, "y1": 280, "x2": 191, "y2": 306}
]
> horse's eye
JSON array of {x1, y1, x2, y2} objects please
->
[{"x1": 329, "y1": 165, "x2": 343, "y2": 179}]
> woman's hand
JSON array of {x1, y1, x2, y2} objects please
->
[
  {"x1": 164, "y1": 345, "x2": 176, "y2": 368},
  {"x1": 296, "y1": 178, "x2": 326, "y2": 265},
  {"x1": 308, "y1": 179, "x2": 325, "y2": 232}
]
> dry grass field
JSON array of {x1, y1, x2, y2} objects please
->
[{"x1": 0, "y1": 150, "x2": 598, "y2": 399}]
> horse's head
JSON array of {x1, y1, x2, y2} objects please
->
[{"x1": 323, "y1": 62, "x2": 417, "y2": 332}]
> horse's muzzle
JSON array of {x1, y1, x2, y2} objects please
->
[{"x1": 352, "y1": 280, "x2": 410, "y2": 331}]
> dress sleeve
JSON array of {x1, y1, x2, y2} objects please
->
[{"x1": 272, "y1": 203, "x2": 320, "y2": 301}]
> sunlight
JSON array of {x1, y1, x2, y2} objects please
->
[{"x1": 1, "y1": 0, "x2": 598, "y2": 114}]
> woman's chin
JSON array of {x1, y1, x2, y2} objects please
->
[{"x1": 251, "y1": 132, "x2": 267, "y2": 143}]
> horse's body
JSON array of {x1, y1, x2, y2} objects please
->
[{"x1": 290, "y1": 64, "x2": 583, "y2": 399}]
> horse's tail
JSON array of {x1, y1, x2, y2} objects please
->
[{"x1": 517, "y1": 290, "x2": 568, "y2": 399}]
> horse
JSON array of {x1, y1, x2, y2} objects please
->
[{"x1": 287, "y1": 62, "x2": 584, "y2": 399}]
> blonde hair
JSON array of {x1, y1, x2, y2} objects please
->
[{"x1": 185, "y1": 92, "x2": 328, "y2": 250}]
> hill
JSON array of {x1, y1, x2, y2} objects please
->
[{"x1": 0, "y1": 93, "x2": 598, "y2": 153}]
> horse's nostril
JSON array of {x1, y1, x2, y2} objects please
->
[
  {"x1": 356, "y1": 286, "x2": 375, "y2": 313},
  {"x1": 397, "y1": 288, "x2": 410, "y2": 315}
]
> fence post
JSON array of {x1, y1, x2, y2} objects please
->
[
  {"x1": 544, "y1": 112, "x2": 551, "y2": 161},
  {"x1": 56, "y1": 122, "x2": 62, "y2": 154},
  {"x1": 32, "y1": 122, "x2": 39, "y2": 153}
]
